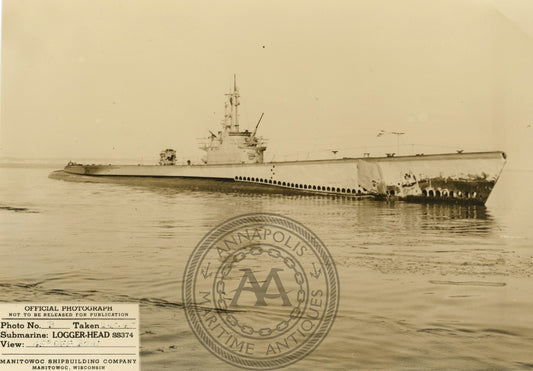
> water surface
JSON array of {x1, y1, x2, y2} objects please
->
[{"x1": 0, "y1": 166, "x2": 532, "y2": 369}]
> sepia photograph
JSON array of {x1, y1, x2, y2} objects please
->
[{"x1": 1, "y1": 0, "x2": 532, "y2": 369}]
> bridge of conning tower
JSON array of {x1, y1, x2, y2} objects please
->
[{"x1": 200, "y1": 76, "x2": 267, "y2": 165}]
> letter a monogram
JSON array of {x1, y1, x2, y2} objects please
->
[{"x1": 230, "y1": 268, "x2": 292, "y2": 306}]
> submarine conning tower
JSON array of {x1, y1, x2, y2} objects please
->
[{"x1": 199, "y1": 75, "x2": 267, "y2": 165}]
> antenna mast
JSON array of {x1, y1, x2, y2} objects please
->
[{"x1": 232, "y1": 74, "x2": 240, "y2": 132}]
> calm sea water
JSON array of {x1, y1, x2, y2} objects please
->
[{"x1": 1, "y1": 165, "x2": 532, "y2": 370}]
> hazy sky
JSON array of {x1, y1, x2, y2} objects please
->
[{"x1": 1, "y1": 0, "x2": 532, "y2": 169}]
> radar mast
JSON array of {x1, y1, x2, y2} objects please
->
[{"x1": 225, "y1": 74, "x2": 240, "y2": 133}]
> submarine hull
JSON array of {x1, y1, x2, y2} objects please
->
[{"x1": 64, "y1": 151, "x2": 506, "y2": 205}]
